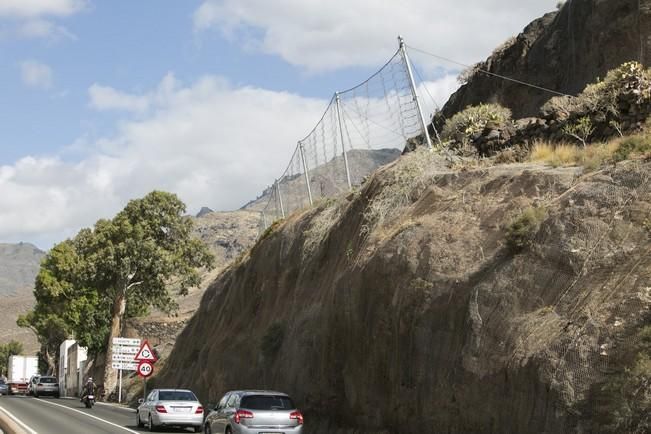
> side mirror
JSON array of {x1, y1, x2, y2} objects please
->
[{"x1": 138, "y1": 398, "x2": 144, "y2": 404}]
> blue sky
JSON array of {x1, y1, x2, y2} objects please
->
[{"x1": 0, "y1": 0, "x2": 558, "y2": 248}]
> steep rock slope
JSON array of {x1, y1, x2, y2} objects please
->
[
  {"x1": 442, "y1": 0, "x2": 651, "y2": 119},
  {"x1": 157, "y1": 151, "x2": 650, "y2": 433}
]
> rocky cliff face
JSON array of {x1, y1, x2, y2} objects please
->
[
  {"x1": 155, "y1": 149, "x2": 651, "y2": 433},
  {"x1": 442, "y1": 0, "x2": 651, "y2": 119}
]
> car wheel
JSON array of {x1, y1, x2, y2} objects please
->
[
  {"x1": 148, "y1": 415, "x2": 157, "y2": 432},
  {"x1": 136, "y1": 411, "x2": 144, "y2": 428},
  {"x1": 193, "y1": 426, "x2": 201, "y2": 433},
  {"x1": 204, "y1": 424, "x2": 211, "y2": 434}
]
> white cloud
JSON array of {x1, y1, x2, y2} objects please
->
[
  {"x1": 19, "y1": 60, "x2": 53, "y2": 89},
  {"x1": 18, "y1": 18, "x2": 76, "y2": 40},
  {"x1": 88, "y1": 84, "x2": 151, "y2": 113},
  {"x1": 193, "y1": 0, "x2": 558, "y2": 72},
  {"x1": 0, "y1": 0, "x2": 85, "y2": 18},
  {"x1": 417, "y1": 75, "x2": 460, "y2": 120},
  {"x1": 0, "y1": 75, "x2": 328, "y2": 247}
]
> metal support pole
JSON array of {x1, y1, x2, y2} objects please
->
[
  {"x1": 275, "y1": 180, "x2": 286, "y2": 219},
  {"x1": 262, "y1": 212, "x2": 268, "y2": 230},
  {"x1": 298, "y1": 142, "x2": 314, "y2": 206},
  {"x1": 335, "y1": 92, "x2": 353, "y2": 190},
  {"x1": 118, "y1": 368, "x2": 122, "y2": 403},
  {"x1": 398, "y1": 35, "x2": 436, "y2": 149}
]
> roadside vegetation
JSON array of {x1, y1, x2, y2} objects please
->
[
  {"x1": 18, "y1": 191, "x2": 214, "y2": 393},
  {"x1": 0, "y1": 340, "x2": 23, "y2": 377}
]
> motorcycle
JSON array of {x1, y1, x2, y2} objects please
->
[{"x1": 83, "y1": 394, "x2": 95, "y2": 408}]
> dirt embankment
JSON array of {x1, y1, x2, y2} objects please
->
[{"x1": 155, "y1": 150, "x2": 651, "y2": 433}]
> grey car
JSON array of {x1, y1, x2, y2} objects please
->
[
  {"x1": 33, "y1": 376, "x2": 60, "y2": 398},
  {"x1": 136, "y1": 388, "x2": 204, "y2": 432},
  {"x1": 0, "y1": 379, "x2": 8, "y2": 395},
  {"x1": 204, "y1": 390, "x2": 303, "y2": 434}
]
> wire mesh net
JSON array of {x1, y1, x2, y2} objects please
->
[{"x1": 260, "y1": 49, "x2": 426, "y2": 228}]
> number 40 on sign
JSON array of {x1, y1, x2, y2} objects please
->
[{"x1": 137, "y1": 361, "x2": 154, "y2": 378}]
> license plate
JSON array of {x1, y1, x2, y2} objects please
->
[{"x1": 172, "y1": 407, "x2": 191, "y2": 413}]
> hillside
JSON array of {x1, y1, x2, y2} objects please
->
[
  {"x1": 0, "y1": 243, "x2": 45, "y2": 354},
  {"x1": 154, "y1": 147, "x2": 651, "y2": 433},
  {"x1": 243, "y1": 148, "x2": 401, "y2": 211},
  {"x1": 441, "y1": 0, "x2": 651, "y2": 119},
  {"x1": 125, "y1": 210, "x2": 261, "y2": 356}
]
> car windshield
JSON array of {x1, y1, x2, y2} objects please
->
[
  {"x1": 158, "y1": 391, "x2": 196, "y2": 401},
  {"x1": 40, "y1": 377, "x2": 57, "y2": 383},
  {"x1": 241, "y1": 395, "x2": 295, "y2": 410}
]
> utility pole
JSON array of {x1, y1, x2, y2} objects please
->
[
  {"x1": 398, "y1": 35, "x2": 436, "y2": 149},
  {"x1": 335, "y1": 92, "x2": 353, "y2": 190},
  {"x1": 298, "y1": 142, "x2": 314, "y2": 206}
]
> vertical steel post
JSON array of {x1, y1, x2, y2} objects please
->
[
  {"x1": 335, "y1": 92, "x2": 353, "y2": 190},
  {"x1": 298, "y1": 142, "x2": 314, "y2": 206},
  {"x1": 398, "y1": 35, "x2": 435, "y2": 149},
  {"x1": 275, "y1": 179, "x2": 286, "y2": 219},
  {"x1": 262, "y1": 211, "x2": 268, "y2": 230}
]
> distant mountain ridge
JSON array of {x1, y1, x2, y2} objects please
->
[
  {"x1": 0, "y1": 242, "x2": 45, "y2": 297},
  {"x1": 0, "y1": 242, "x2": 45, "y2": 354}
]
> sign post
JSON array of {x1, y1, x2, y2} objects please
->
[
  {"x1": 134, "y1": 340, "x2": 157, "y2": 403},
  {"x1": 111, "y1": 337, "x2": 141, "y2": 403}
]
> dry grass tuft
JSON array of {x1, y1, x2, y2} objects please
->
[{"x1": 531, "y1": 139, "x2": 622, "y2": 169}]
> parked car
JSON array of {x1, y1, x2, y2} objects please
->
[
  {"x1": 27, "y1": 375, "x2": 41, "y2": 396},
  {"x1": 33, "y1": 376, "x2": 60, "y2": 398},
  {"x1": 204, "y1": 390, "x2": 304, "y2": 434},
  {"x1": 0, "y1": 379, "x2": 8, "y2": 396},
  {"x1": 136, "y1": 388, "x2": 203, "y2": 433}
]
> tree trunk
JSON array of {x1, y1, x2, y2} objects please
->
[
  {"x1": 102, "y1": 292, "x2": 126, "y2": 401},
  {"x1": 41, "y1": 345, "x2": 56, "y2": 375}
]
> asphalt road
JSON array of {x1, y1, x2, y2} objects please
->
[{"x1": 0, "y1": 395, "x2": 199, "y2": 434}]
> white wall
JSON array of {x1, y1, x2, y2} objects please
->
[{"x1": 58, "y1": 340, "x2": 76, "y2": 397}]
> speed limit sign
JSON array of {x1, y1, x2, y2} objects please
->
[{"x1": 137, "y1": 361, "x2": 154, "y2": 378}]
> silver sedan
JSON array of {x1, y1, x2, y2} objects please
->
[{"x1": 136, "y1": 388, "x2": 204, "y2": 432}]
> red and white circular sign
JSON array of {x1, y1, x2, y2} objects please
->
[{"x1": 137, "y1": 361, "x2": 154, "y2": 378}]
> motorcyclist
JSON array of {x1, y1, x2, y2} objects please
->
[{"x1": 81, "y1": 377, "x2": 96, "y2": 402}]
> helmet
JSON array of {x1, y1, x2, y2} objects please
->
[{"x1": 87, "y1": 377, "x2": 93, "y2": 382}]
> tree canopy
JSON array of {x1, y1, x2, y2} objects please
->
[
  {"x1": 0, "y1": 340, "x2": 24, "y2": 377},
  {"x1": 19, "y1": 191, "x2": 214, "y2": 393}
]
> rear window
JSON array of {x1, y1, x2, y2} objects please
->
[
  {"x1": 241, "y1": 395, "x2": 295, "y2": 410},
  {"x1": 158, "y1": 391, "x2": 197, "y2": 401},
  {"x1": 40, "y1": 377, "x2": 57, "y2": 383}
]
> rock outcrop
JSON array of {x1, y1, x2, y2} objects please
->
[{"x1": 441, "y1": 0, "x2": 651, "y2": 120}]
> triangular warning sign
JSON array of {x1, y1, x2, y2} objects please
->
[{"x1": 134, "y1": 340, "x2": 158, "y2": 363}]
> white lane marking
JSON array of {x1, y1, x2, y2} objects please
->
[
  {"x1": 32, "y1": 398, "x2": 139, "y2": 434},
  {"x1": 0, "y1": 404, "x2": 39, "y2": 434},
  {"x1": 60, "y1": 397, "x2": 135, "y2": 413}
]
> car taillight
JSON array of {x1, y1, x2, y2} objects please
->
[
  {"x1": 155, "y1": 405, "x2": 167, "y2": 413},
  {"x1": 290, "y1": 410, "x2": 304, "y2": 425},
  {"x1": 38, "y1": 383, "x2": 42, "y2": 386},
  {"x1": 195, "y1": 406, "x2": 204, "y2": 414},
  {"x1": 233, "y1": 410, "x2": 253, "y2": 424}
]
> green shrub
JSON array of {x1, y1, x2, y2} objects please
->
[
  {"x1": 582, "y1": 61, "x2": 651, "y2": 116},
  {"x1": 505, "y1": 206, "x2": 547, "y2": 252},
  {"x1": 612, "y1": 135, "x2": 651, "y2": 162},
  {"x1": 562, "y1": 116, "x2": 595, "y2": 147},
  {"x1": 442, "y1": 103, "x2": 512, "y2": 147},
  {"x1": 261, "y1": 322, "x2": 286, "y2": 359}
]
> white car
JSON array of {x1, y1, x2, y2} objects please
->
[{"x1": 136, "y1": 388, "x2": 203, "y2": 432}]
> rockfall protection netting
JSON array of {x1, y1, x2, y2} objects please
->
[
  {"x1": 260, "y1": 48, "x2": 426, "y2": 228},
  {"x1": 509, "y1": 163, "x2": 651, "y2": 431}
]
